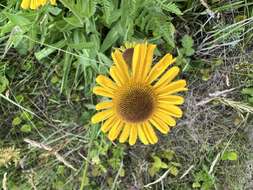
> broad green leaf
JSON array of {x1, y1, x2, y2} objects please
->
[
  {"x1": 221, "y1": 151, "x2": 238, "y2": 161},
  {"x1": 20, "y1": 124, "x2": 32, "y2": 133},
  {"x1": 100, "y1": 26, "x2": 119, "y2": 52},
  {"x1": 12, "y1": 117, "x2": 22, "y2": 126}
]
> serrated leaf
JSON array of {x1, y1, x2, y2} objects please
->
[
  {"x1": 169, "y1": 166, "x2": 179, "y2": 176},
  {"x1": 182, "y1": 35, "x2": 194, "y2": 48},
  {"x1": 156, "y1": 1, "x2": 183, "y2": 15}
]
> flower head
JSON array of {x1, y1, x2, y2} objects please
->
[
  {"x1": 0, "y1": 147, "x2": 20, "y2": 167},
  {"x1": 21, "y1": 0, "x2": 56, "y2": 10},
  {"x1": 92, "y1": 42, "x2": 187, "y2": 145}
]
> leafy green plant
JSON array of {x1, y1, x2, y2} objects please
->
[
  {"x1": 176, "y1": 34, "x2": 195, "y2": 72},
  {"x1": 241, "y1": 88, "x2": 253, "y2": 104},
  {"x1": 1, "y1": 0, "x2": 183, "y2": 96},
  {"x1": 148, "y1": 150, "x2": 180, "y2": 177},
  {"x1": 192, "y1": 167, "x2": 215, "y2": 190}
]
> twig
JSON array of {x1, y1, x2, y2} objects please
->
[
  {"x1": 111, "y1": 161, "x2": 123, "y2": 190},
  {"x1": 196, "y1": 88, "x2": 236, "y2": 106},
  {"x1": 200, "y1": 0, "x2": 215, "y2": 17},
  {"x1": 208, "y1": 153, "x2": 220, "y2": 174},
  {"x1": 143, "y1": 169, "x2": 170, "y2": 188},
  {"x1": 24, "y1": 138, "x2": 77, "y2": 171},
  {"x1": 180, "y1": 165, "x2": 194, "y2": 179},
  {"x1": 2, "y1": 173, "x2": 7, "y2": 190},
  {"x1": 209, "y1": 88, "x2": 236, "y2": 97}
]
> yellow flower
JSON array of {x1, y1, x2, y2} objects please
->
[
  {"x1": 92, "y1": 43, "x2": 187, "y2": 145},
  {"x1": 21, "y1": 0, "x2": 56, "y2": 10}
]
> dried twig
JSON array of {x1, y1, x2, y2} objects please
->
[
  {"x1": 143, "y1": 169, "x2": 171, "y2": 188},
  {"x1": 180, "y1": 165, "x2": 194, "y2": 179},
  {"x1": 24, "y1": 138, "x2": 77, "y2": 171},
  {"x1": 196, "y1": 88, "x2": 236, "y2": 106},
  {"x1": 2, "y1": 173, "x2": 8, "y2": 190},
  {"x1": 200, "y1": 0, "x2": 215, "y2": 17}
]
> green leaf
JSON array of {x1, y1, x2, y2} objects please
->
[
  {"x1": 20, "y1": 124, "x2": 32, "y2": 133},
  {"x1": 100, "y1": 26, "x2": 119, "y2": 52},
  {"x1": 221, "y1": 151, "x2": 238, "y2": 161},
  {"x1": 182, "y1": 35, "x2": 194, "y2": 48},
  {"x1": 160, "y1": 150, "x2": 175, "y2": 161},
  {"x1": 241, "y1": 88, "x2": 253, "y2": 96},
  {"x1": 59, "y1": 0, "x2": 84, "y2": 25},
  {"x1": 169, "y1": 166, "x2": 179, "y2": 176},
  {"x1": 12, "y1": 117, "x2": 22, "y2": 126},
  {"x1": 3, "y1": 12, "x2": 31, "y2": 28},
  {"x1": 181, "y1": 35, "x2": 195, "y2": 56},
  {"x1": 63, "y1": 16, "x2": 84, "y2": 28},
  {"x1": 20, "y1": 111, "x2": 33, "y2": 121},
  {"x1": 0, "y1": 75, "x2": 9, "y2": 93},
  {"x1": 35, "y1": 40, "x2": 66, "y2": 61},
  {"x1": 248, "y1": 97, "x2": 253, "y2": 104},
  {"x1": 156, "y1": 1, "x2": 183, "y2": 15},
  {"x1": 192, "y1": 182, "x2": 201, "y2": 188},
  {"x1": 60, "y1": 49, "x2": 73, "y2": 94}
]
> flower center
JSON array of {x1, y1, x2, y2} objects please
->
[{"x1": 116, "y1": 84, "x2": 156, "y2": 123}]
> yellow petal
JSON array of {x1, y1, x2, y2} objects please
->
[
  {"x1": 50, "y1": 0, "x2": 57, "y2": 5},
  {"x1": 41, "y1": 0, "x2": 47, "y2": 5},
  {"x1": 96, "y1": 75, "x2": 117, "y2": 90},
  {"x1": 131, "y1": 44, "x2": 141, "y2": 80},
  {"x1": 143, "y1": 122, "x2": 158, "y2": 144},
  {"x1": 137, "y1": 125, "x2": 149, "y2": 145},
  {"x1": 157, "y1": 80, "x2": 187, "y2": 95},
  {"x1": 158, "y1": 95, "x2": 184, "y2": 105},
  {"x1": 149, "y1": 117, "x2": 170, "y2": 134},
  {"x1": 108, "y1": 121, "x2": 123, "y2": 141},
  {"x1": 91, "y1": 109, "x2": 114, "y2": 124},
  {"x1": 112, "y1": 50, "x2": 129, "y2": 81},
  {"x1": 146, "y1": 54, "x2": 176, "y2": 84},
  {"x1": 21, "y1": 0, "x2": 31, "y2": 9},
  {"x1": 101, "y1": 116, "x2": 117, "y2": 133},
  {"x1": 93, "y1": 86, "x2": 114, "y2": 98},
  {"x1": 154, "y1": 66, "x2": 180, "y2": 88},
  {"x1": 157, "y1": 105, "x2": 183, "y2": 118},
  {"x1": 142, "y1": 44, "x2": 156, "y2": 81},
  {"x1": 154, "y1": 112, "x2": 176, "y2": 127},
  {"x1": 133, "y1": 44, "x2": 147, "y2": 82},
  {"x1": 95, "y1": 101, "x2": 113, "y2": 110},
  {"x1": 110, "y1": 66, "x2": 125, "y2": 85},
  {"x1": 119, "y1": 124, "x2": 131, "y2": 143},
  {"x1": 129, "y1": 125, "x2": 137, "y2": 145},
  {"x1": 30, "y1": 0, "x2": 38, "y2": 9}
]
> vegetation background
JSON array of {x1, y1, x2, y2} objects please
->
[{"x1": 0, "y1": 0, "x2": 253, "y2": 189}]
